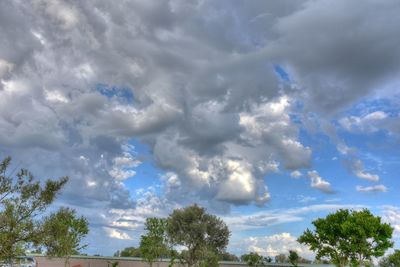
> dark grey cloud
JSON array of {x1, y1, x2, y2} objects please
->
[{"x1": 268, "y1": 0, "x2": 400, "y2": 114}]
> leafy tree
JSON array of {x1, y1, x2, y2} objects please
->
[
  {"x1": 298, "y1": 209, "x2": 393, "y2": 267},
  {"x1": 42, "y1": 207, "x2": 89, "y2": 265},
  {"x1": 0, "y1": 157, "x2": 69, "y2": 263},
  {"x1": 288, "y1": 250, "x2": 299, "y2": 267},
  {"x1": 140, "y1": 218, "x2": 169, "y2": 267},
  {"x1": 119, "y1": 247, "x2": 141, "y2": 257},
  {"x1": 198, "y1": 248, "x2": 219, "y2": 267},
  {"x1": 275, "y1": 253, "x2": 288, "y2": 263},
  {"x1": 241, "y1": 252, "x2": 264, "y2": 267},
  {"x1": 219, "y1": 252, "x2": 239, "y2": 262},
  {"x1": 166, "y1": 204, "x2": 230, "y2": 267},
  {"x1": 380, "y1": 250, "x2": 400, "y2": 267}
]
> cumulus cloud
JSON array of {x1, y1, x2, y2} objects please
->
[
  {"x1": 339, "y1": 110, "x2": 400, "y2": 137},
  {"x1": 103, "y1": 227, "x2": 132, "y2": 240},
  {"x1": 290, "y1": 170, "x2": 302, "y2": 179},
  {"x1": 1, "y1": 0, "x2": 396, "y2": 209},
  {"x1": 339, "y1": 111, "x2": 388, "y2": 133},
  {"x1": 381, "y1": 206, "x2": 400, "y2": 237},
  {"x1": 350, "y1": 160, "x2": 380, "y2": 182},
  {"x1": 241, "y1": 233, "x2": 313, "y2": 259},
  {"x1": 307, "y1": 171, "x2": 334, "y2": 194},
  {"x1": 356, "y1": 185, "x2": 388, "y2": 193}
]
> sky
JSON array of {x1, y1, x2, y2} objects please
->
[{"x1": 0, "y1": 0, "x2": 400, "y2": 260}]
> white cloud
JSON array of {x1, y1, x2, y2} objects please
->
[
  {"x1": 223, "y1": 204, "x2": 366, "y2": 232},
  {"x1": 307, "y1": 171, "x2": 334, "y2": 194},
  {"x1": 240, "y1": 233, "x2": 313, "y2": 259},
  {"x1": 356, "y1": 185, "x2": 387, "y2": 193},
  {"x1": 216, "y1": 160, "x2": 269, "y2": 205},
  {"x1": 352, "y1": 160, "x2": 380, "y2": 182},
  {"x1": 290, "y1": 170, "x2": 302, "y2": 179},
  {"x1": 33, "y1": 0, "x2": 80, "y2": 30},
  {"x1": 109, "y1": 145, "x2": 140, "y2": 181},
  {"x1": 381, "y1": 206, "x2": 400, "y2": 237},
  {"x1": 339, "y1": 111, "x2": 388, "y2": 133},
  {"x1": 298, "y1": 195, "x2": 316, "y2": 203},
  {"x1": 355, "y1": 170, "x2": 380, "y2": 182},
  {"x1": 103, "y1": 227, "x2": 132, "y2": 240}
]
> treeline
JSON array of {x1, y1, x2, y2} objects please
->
[
  {"x1": 113, "y1": 247, "x2": 239, "y2": 262},
  {"x1": 111, "y1": 205, "x2": 400, "y2": 267},
  {"x1": 2, "y1": 156, "x2": 400, "y2": 267}
]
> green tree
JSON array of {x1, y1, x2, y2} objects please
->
[
  {"x1": 298, "y1": 209, "x2": 393, "y2": 267},
  {"x1": 198, "y1": 248, "x2": 219, "y2": 267},
  {"x1": 119, "y1": 247, "x2": 141, "y2": 257},
  {"x1": 166, "y1": 204, "x2": 230, "y2": 267},
  {"x1": 219, "y1": 252, "x2": 239, "y2": 262},
  {"x1": 241, "y1": 252, "x2": 264, "y2": 267},
  {"x1": 288, "y1": 250, "x2": 299, "y2": 267},
  {"x1": 275, "y1": 253, "x2": 288, "y2": 263},
  {"x1": 0, "y1": 157, "x2": 69, "y2": 264},
  {"x1": 140, "y1": 218, "x2": 169, "y2": 267},
  {"x1": 42, "y1": 207, "x2": 89, "y2": 265},
  {"x1": 379, "y1": 250, "x2": 400, "y2": 267}
]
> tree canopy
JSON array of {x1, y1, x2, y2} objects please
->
[
  {"x1": 139, "y1": 217, "x2": 169, "y2": 267},
  {"x1": 241, "y1": 252, "x2": 264, "y2": 267},
  {"x1": 114, "y1": 247, "x2": 141, "y2": 257},
  {"x1": 379, "y1": 250, "x2": 400, "y2": 267},
  {"x1": 288, "y1": 250, "x2": 299, "y2": 267},
  {"x1": 166, "y1": 204, "x2": 230, "y2": 267},
  {"x1": 0, "y1": 156, "x2": 88, "y2": 263},
  {"x1": 219, "y1": 252, "x2": 239, "y2": 262},
  {"x1": 298, "y1": 209, "x2": 393, "y2": 267},
  {"x1": 42, "y1": 207, "x2": 89, "y2": 263}
]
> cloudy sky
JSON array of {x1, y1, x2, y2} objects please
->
[{"x1": 1, "y1": 0, "x2": 400, "y2": 259}]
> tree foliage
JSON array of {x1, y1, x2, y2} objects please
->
[
  {"x1": 298, "y1": 209, "x2": 393, "y2": 267},
  {"x1": 219, "y1": 252, "x2": 239, "y2": 262},
  {"x1": 139, "y1": 217, "x2": 169, "y2": 267},
  {"x1": 42, "y1": 207, "x2": 88, "y2": 263},
  {"x1": 166, "y1": 204, "x2": 230, "y2": 267},
  {"x1": 0, "y1": 156, "x2": 88, "y2": 264},
  {"x1": 288, "y1": 250, "x2": 299, "y2": 267},
  {"x1": 198, "y1": 248, "x2": 219, "y2": 267},
  {"x1": 241, "y1": 252, "x2": 264, "y2": 267},
  {"x1": 379, "y1": 250, "x2": 400, "y2": 267},
  {"x1": 116, "y1": 247, "x2": 142, "y2": 257}
]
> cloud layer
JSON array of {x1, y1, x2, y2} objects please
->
[{"x1": 0, "y1": 0, "x2": 399, "y2": 254}]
